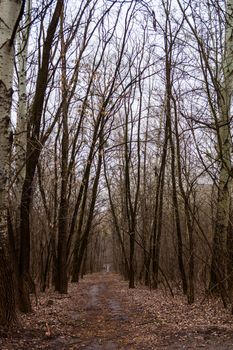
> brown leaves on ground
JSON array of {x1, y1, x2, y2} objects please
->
[{"x1": 1, "y1": 273, "x2": 233, "y2": 349}]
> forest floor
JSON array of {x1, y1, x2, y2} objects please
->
[{"x1": 1, "y1": 273, "x2": 233, "y2": 349}]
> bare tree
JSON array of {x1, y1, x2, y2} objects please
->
[{"x1": 18, "y1": 0, "x2": 64, "y2": 312}]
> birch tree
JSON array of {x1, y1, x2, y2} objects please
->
[
  {"x1": 0, "y1": 0, "x2": 22, "y2": 326},
  {"x1": 210, "y1": 0, "x2": 233, "y2": 299}
]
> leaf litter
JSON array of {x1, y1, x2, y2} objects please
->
[{"x1": 1, "y1": 273, "x2": 233, "y2": 349}]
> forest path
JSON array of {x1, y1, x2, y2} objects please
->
[{"x1": 2, "y1": 273, "x2": 233, "y2": 349}]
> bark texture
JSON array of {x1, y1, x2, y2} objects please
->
[
  {"x1": 210, "y1": 0, "x2": 233, "y2": 299},
  {"x1": 0, "y1": 0, "x2": 21, "y2": 326}
]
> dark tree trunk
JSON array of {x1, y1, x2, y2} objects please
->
[
  {"x1": 151, "y1": 122, "x2": 168, "y2": 289},
  {"x1": 165, "y1": 55, "x2": 188, "y2": 296},
  {"x1": 0, "y1": 248, "x2": 17, "y2": 326},
  {"x1": 18, "y1": 0, "x2": 64, "y2": 312},
  {"x1": 55, "y1": 8, "x2": 69, "y2": 294}
]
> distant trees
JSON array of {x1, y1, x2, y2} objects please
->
[
  {"x1": 104, "y1": 0, "x2": 233, "y2": 307},
  {"x1": 176, "y1": 0, "x2": 233, "y2": 305}
]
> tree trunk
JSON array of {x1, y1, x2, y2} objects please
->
[
  {"x1": 55, "y1": 7, "x2": 69, "y2": 294},
  {"x1": 151, "y1": 118, "x2": 168, "y2": 289},
  {"x1": 173, "y1": 95, "x2": 195, "y2": 302},
  {"x1": 0, "y1": 0, "x2": 21, "y2": 326},
  {"x1": 210, "y1": 0, "x2": 233, "y2": 302},
  {"x1": 165, "y1": 32, "x2": 188, "y2": 295},
  {"x1": 13, "y1": 0, "x2": 31, "y2": 267},
  {"x1": 15, "y1": 0, "x2": 31, "y2": 206},
  {"x1": 18, "y1": 0, "x2": 63, "y2": 312}
]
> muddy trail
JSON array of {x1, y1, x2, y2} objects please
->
[{"x1": 1, "y1": 273, "x2": 233, "y2": 349}]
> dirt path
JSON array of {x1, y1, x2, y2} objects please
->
[{"x1": 1, "y1": 273, "x2": 233, "y2": 349}]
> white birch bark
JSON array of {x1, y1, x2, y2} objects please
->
[
  {"x1": 217, "y1": 0, "x2": 233, "y2": 254},
  {"x1": 210, "y1": 0, "x2": 233, "y2": 295},
  {"x1": 0, "y1": 0, "x2": 21, "y2": 243},
  {"x1": 0, "y1": 0, "x2": 21, "y2": 325}
]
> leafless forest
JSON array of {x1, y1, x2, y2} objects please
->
[{"x1": 1, "y1": 0, "x2": 233, "y2": 335}]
